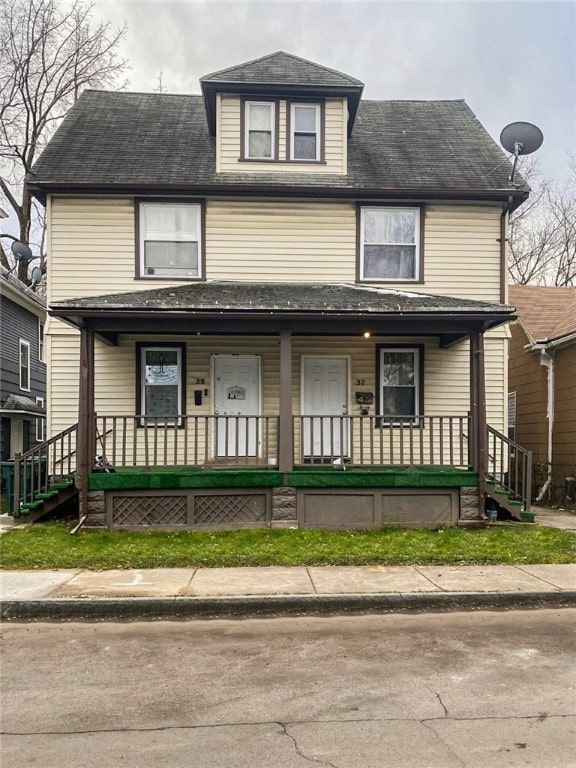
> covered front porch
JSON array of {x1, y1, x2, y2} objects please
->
[{"x1": 32, "y1": 282, "x2": 530, "y2": 529}]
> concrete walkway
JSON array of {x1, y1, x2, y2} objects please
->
[{"x1": 2, "y1": 563, "x2": 575, "y2": 620}]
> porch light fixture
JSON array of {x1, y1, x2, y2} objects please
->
[{"x1": 363, "y1": 331, "x2": 371, "y2": 338}]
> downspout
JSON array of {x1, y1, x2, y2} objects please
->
[
  {"x1": 500, "y1": 196, "x2": 514, "y2": 303},
  {"x1": 536, "y1": 349, "x2": 554, "y2": 501}
]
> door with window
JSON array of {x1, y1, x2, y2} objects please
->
[
  {"x1": 302, "y1": 357, "x2": 349, "y2": 459},
  {"x1": 213, "y1": 356, "x2": 261, "y2": 457}
]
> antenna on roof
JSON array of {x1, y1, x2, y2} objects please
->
[
  {"x1": 154, "y1": 70, "x2": 166, "y2": 94},
  {"x1": 500, "y1": 122, "x2": 543, "y2": 183}
]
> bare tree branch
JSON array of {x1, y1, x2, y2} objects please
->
[
  {"x1": 0, "y1": 0, "x2": 128, "y2": 283},
  {"x1": 508, "y1": 159, "x2": 576, "y2": 287}
]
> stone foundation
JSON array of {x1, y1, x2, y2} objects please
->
[
  {"x1": 459, "y1": 486, "x2": 481, "y2": 521},
  {"x1": 272, "y1": 486, "x2": 298, "y2": 526},
  {"x1": 84, "y1": 490, "x2": 106, "y2": 528}
]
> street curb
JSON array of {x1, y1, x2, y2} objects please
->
[{"x1": 3, "y1": 590, "x2": 576, "y2": 620}]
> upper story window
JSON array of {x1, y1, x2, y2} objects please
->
[
  {"x1": 290, "y1": 103, "x2": 321, "y2": 161},
  {"x1": 138, "y1": 202, "x2": 202, "y2": 279},
  {"x1": 19, "y1": 339, "x2": 30, "y2": 391},
  {"x1": 359, "y1": 206, "x2": 422, "y2": 282},
  {"x1": 245, "y1": 101, "x2": 275, "y2": 160}
]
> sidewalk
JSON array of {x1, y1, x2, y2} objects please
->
[{"x1": 2, "y1": 563, "x2": 575, "y2": 620}]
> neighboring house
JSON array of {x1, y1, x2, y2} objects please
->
[
  {"x1": 0, "y1": 265, "x2": 46, "y2": 462},
  {"x1": 508, "y1": 285, "x2": 576, "y2": 496},
  {"x1": 22, "y1": 51, "x2": 532, "y2": 529}
]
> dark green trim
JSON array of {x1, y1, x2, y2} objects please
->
[{"x1": 88, "y1": 466, "x2": 476, "y2": 491}]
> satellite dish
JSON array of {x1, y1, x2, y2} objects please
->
[
  {"x1": 30, "y1": 266, "x2": 43, "y2": 288},
  {"x1": 500, "y1": 122, "x2": 544, "y2": 182},
  {"x1": 11, "y1": 241, "x2": 33, "y2": 262}
]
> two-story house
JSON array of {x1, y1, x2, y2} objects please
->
[
  {"x1": 0, "y1": 266, "x2": 46, "y2": 466},
  {"x1": 21, "y1": 52, "x2": 532, "y2": 528}
]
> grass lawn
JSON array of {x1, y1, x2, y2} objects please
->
[{"x1": 1, "y1": 522, "x2": 575, "y2": 570}]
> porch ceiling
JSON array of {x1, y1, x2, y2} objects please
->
[{"x1": 50, "y1": 282, "x2": 515, "y2": 342}]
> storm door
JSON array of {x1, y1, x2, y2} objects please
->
[
  {"x1": 302, "y1": 357, "x2": 349, "y2": 460},
  {"x1": 213, "y1": 355, "x2": 261, "y2": 457}
]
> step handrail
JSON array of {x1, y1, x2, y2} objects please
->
[
  {"x1": 486, "y1": 425, "x2": 532, "y2": 513},
  {"x1": 13, "y1": 423, "x2": 78, "y2": 517}
]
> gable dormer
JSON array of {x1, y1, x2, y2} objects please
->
[{"x1": 200, "y1": 52, "x2": 363, "y2": 175}]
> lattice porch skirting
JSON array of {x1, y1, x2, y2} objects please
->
[{"x1": 106, "y1": 488, "x2": 272, "y2": 530}]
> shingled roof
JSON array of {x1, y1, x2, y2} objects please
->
[
  {"x1": 509, "y1": 285, "x2": 576, "y2": 344},
  {"x1": 201, "y1": 51, "x2": 363, "y2": 87},
  {"x1": 50, "y1": 282, "x2": 513, "y2": 316},
  {"x1": 28, "y1": 91, "x2": 527, "y2": 199}
]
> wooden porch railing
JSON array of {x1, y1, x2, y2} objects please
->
[
  {"x1": 94, "y1": 414, "x2": 472, "y2": 470},
  {"x1": 294, "y1": 414, "x2": 471, "y2": 467},
  {"x1": 13, "y1": 424, "x2": 78, "y2": 517},
  {"x1": 96, "y1": 415, "x2": 279, "y2": 468},
  {"x1": 486, "y1": 426, "x2": 532, "y2": 513}
]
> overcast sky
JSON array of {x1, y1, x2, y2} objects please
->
[{"x1": 89, "y1": 0, "x2": 575, "y2": 186}]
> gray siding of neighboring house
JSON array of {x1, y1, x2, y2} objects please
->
[{"x1": 0, "y1": 296, "x2": 46, "y2": 460}]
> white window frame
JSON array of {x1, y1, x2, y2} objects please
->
[
  {"x1": 38, "y1": 319, "x2": 45, "y2": 362},
  {"x1": 139, "y1": 345, "x2": 183, "y2": 427},
  {"x1": 35, "y1": 397, "x2": 45, "y2": 442},
  {"x1": 19, "y1": 339, "x2": 31, "y2": 391},
  {"x1": 245, "y1": 101, "x2": 275, "y2": 160},
  {"x1": 139, "y1": 202, "x2": 202, "y2": 279},
  {"x1": 379, "y1": 346, "x2": 421, "y2": 423},
  {"x1": 360, "y1": 206, "x2": 420, "y2": 281},
  {"x1": 290, "y1": 103, "x2": 321, "y2": 161}
]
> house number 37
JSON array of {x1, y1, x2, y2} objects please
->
[{"x1": 355, "y1": 379, "x2": 365, "y2": 386}]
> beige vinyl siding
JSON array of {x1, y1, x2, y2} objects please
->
[
  {"x1": 48, "y1": 197, "x2": 188, "y2": 303},
  {"x1": 206, "y1": 199, "x2": 356, "y2": 281},
  {"x1": 362, "y1": 203, "x2": 501, "y2": 301},
  {"x1": 48, "y1": 332, "x2": 507, "y2": 463},
  {"x1": 218, "y1": 94, "x2": 347, "y2": 174},
  {"x1": 49, "y1": 197, "x2": 503, "y2": 300}
]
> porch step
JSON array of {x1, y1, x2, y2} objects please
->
[
  {"x1": 16, "y1": 485, "x2": 79, "y2": 522},
  {"x1": 485, "y1": 481, "x2": 531, "y2": 521}
]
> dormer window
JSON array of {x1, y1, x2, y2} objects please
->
[
  {"x1": 245, "y1": 101, "x2": 276, "y2": 160},
  {"x1": 290, "y1": 103, "x2": 321, "y2": 161}
]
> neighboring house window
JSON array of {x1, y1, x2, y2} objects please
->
[
  {"x1": 35, "y1": 397, "x2": 45, "y2": 442},
  {"x1": 38, "y1": 320, "x2": 45, "y2": 362},
  {"x1": 245, "y1": 101, "x2": 275, "y2": 160},
  {"x1": 19, "y1": 340, "x2": 30, "y2": 391},
  {"x1": 508, "y1": 391, "x2": 516, "y2": 443},
  {"x1": 377, "y1": 346, "x2": 422, "y2": 422},
  {"x1": 139, "y1": 202, "x2": 202, "y2": 279},
  {"x1": 360, "y1": 206, "x2": 422, "y2": 281},
  {"x1": 137, "y1": 344, "x2": 185, "y2": 426},
  {"x1": 290, "y1": 103, "x2": 321, "y2": 161}
]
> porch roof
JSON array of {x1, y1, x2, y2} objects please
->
[{"x1": 50, "y1": 283, "x2": 514, "y2": 342}]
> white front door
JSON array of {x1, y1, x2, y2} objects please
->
[
  {"x1": 302, "y1": 357, "x2": 348, "y2": 458},
  {"x1": 213, "y1": 355, "x2": 261, "y2": 457}
]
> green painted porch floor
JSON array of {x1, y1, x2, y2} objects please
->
[{"x1": 88, "y1": 465, "x2": 478, "y2": 491}]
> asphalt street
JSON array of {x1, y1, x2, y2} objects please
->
[{"x1": 1, "y1": 609, "x2": 575, "y2": 767}]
